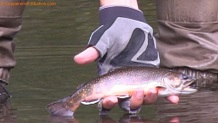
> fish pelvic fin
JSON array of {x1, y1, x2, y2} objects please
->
[
  {"x1": 81, "y1": 98, "x2": 101, "y2": 105},
  {"x1": 117, "y1": 95, "x2": 130, "y2": 99},
  {"x1": 47, "y1": 96, "x2": 79, "y2": 117}
]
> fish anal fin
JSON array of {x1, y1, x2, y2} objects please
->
[{"x1": 81, "y1": 99, "x2": 101, "y2": 105}]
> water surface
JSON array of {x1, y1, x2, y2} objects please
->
[{"x1": 2, "y1": 0, "x2": 217, "y2": 123}]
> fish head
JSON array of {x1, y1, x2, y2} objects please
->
[{"x1": 158, "y1": 72, "x2": 197, "y2": 96}]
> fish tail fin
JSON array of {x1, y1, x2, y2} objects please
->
[{"x1": 47, "y1": 96, "x2": 75, "y2": 117}]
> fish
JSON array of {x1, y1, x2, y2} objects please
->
[{"x1": 47, "y1": 67, "x2": 197, "y2": 116}]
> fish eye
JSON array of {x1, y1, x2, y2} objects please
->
[{"x1": 182, "y1": 74, "x2": 189, "y2": 80}]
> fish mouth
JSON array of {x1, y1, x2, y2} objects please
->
[{"x1": 182, "y1": 78, "x2": 197, "y2": 93}]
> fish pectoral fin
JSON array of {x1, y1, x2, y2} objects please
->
[
  {"x1": 117, "y1": 95, "x2": 130, "y2": 99},
  {"x1": 156, "y1": 86, "x2": 166, "y2": 91},
  {"x1": 81, "y1": 99, "x2": 101, "y2": 105}
]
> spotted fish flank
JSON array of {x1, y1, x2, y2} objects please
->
[{"x1": 47, "y1": 67, "x2": 197, "y2": 116}]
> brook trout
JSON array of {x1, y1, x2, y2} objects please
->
[{"x1": 47, "y1": 67, "x2": 197, "y2": 116}]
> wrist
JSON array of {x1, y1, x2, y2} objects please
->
[
  {"x1": 99, "y1": 6, "x2": 146, "y2": 25},
  {"x1": 100, "y1": 0, "x2": 139, "y2": 10}
]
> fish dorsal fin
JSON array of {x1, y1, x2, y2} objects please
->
[
  {"x1": 117, "y1": 95, "x2": 130, "y2": 99},
  {"x1": 108, "y1": 68, "x2": 117, "y2": 73},
  {"x1": 81, "y1": 99, "x2": 101, "y2": 105},
  {"x1": 108, "y1": 66, "x2": 124, "y2": 73},
  {"x1": 76, "y1": 83, "x2": 85, "y2": 90}
]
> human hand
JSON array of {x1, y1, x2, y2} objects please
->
[
  {"x1": 74, "y1": 6, "x2": 160, "y2": 75},
  {"x1": 98, "y1": 88, "x2": 179, "y2": 115}
]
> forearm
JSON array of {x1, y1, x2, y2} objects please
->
[{"x1": 99, "y1": 0, "x2": 139, "y2": 10}]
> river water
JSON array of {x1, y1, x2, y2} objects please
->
[{"x1": 1, "y1": 0, "x2": 217, "y2": 123}]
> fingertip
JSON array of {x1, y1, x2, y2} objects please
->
[
  {"x1": 149, "y1": 88, "x2": 158, "y2": 95},
  {"x1": 135, "y1": 89, "x2": 144, "y2": 100},
  {"x1": 130, "y1": 89, "x2": 144, "y2": 109},
  {"x1": 167, "y1": 95, "x2": 179, "y2": 104},
  {"x1": 102, "y1": 96, "x2": 118, "y2": 109},
  {"x1": 73, "y1": 54, "x2": 83, "y2": 64},
  {"x1": 74, "y1": 53, "x2": 89, "y2": 64},
  {"x1": 169, "y1": 117, "x2": 180, "y2": 123},
  {"x1": 143, "y1": 88, "x2": 158, "y2": 104},
  {"x1": 73, "y1": 47, "x2": 99, "y2": 64}
]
